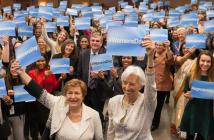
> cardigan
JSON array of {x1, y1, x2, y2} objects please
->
[
  {"x1": 24, "y1": 80, "x2": 103, "y2": 140},
  {"x1": 107, "y1": 71, "x2": 157, "y2": 140}
]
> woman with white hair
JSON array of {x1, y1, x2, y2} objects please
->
[{"x1": 107, "y1": 38, "x2": 157, "y2": 140}]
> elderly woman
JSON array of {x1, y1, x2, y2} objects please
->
[
  {"x1": 10, "y1": 61, "x2": 103, "y2": 140},
  {"x1": 107, "y1": 38, "x2": 157, "y2": 140}
]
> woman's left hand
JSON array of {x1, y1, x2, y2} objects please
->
[
  {"x1": 69, "y1": 66, "x2": 74, "y2": 74},
  {"x1": 164, "y1": 40, "x2": 170, "y2": 47}
]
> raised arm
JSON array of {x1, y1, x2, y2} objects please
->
[
  {"x1": 141, "y1": 36, "x2": 157, "y2": 112},
  {"x1": 12, "y1": 60, "x2": 59, "y2": 109}
]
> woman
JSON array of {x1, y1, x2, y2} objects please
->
[
  {"x1": 151, "y1": 40, "x2": 174, "y2": 131},
  {"x1": 109, "y1": 56, "x2": 137, "y2": 96},
  {"x1": 52, "y1": 39, "x2": 78, "y2": 80},
  {"x1": 77, "y1": 35, "x2": 90, "y2": 55},
  {"x1": 180, "y1": 50, "x2": 214, "y2": 140},
  {"x1": 171, "y1": 45, "x2": 197, "y2": 134},
  {"x1": 42, "y1": 24, "x2": 69, "y2": 55},
  {"x1": 10, "y1": 60, "x2": 103, "y2": 140},
  {"x1": 4, "y1": 59, "x2": 26, "y2": 140},
  {"x1": 107, "y1": 38, "x2": 157, "y2": 140},
  {"x1": 26, "y1": 56, "x2": 60, "y2": 140}
]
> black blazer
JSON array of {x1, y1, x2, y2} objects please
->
[{"x1": 77, "y1": 47, "x2": 106, "y2": 85}]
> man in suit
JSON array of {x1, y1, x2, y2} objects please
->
[{"x1": 77, "y1": 32, "x2": 110, "y2": 123}]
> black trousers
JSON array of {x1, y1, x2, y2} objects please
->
[{"x1": 152, "y1": 91, "x2": 169, "y2": 127}]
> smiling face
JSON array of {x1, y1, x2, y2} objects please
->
[
  {"x1": 90, "y1": 35, "x2": 103, "y2": 53},
  {"x1": 58, "y1": 31, "x2": 67, "y2": 42},
  {"x1": 64, "y1": 43, "x2": 74, "y2": 55},
  {"x1": 65, "y1": 86, "x2": 84, "y2": 109},
  {"x1": 199, "y1": 54, "x2": 211, "y2": 74},
  {"x1": 122, "y1": 56, "x2": 133, "y2": 68},
  {"x1": 80, "y1": 37, "x2": 89, "y2": 49},
  {"x1": 36, "y1": 58, "x2": 46, "y2": 70},
  {"x1": 122, "y1": 74, "x2": 142, "y2": 97}
]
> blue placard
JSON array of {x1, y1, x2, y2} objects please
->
[
  {"x1": 100, "y1": 16, "x2": 112, "y2": 28},
  {"x1": 207, "y1": 10, "x2": 214, "y2": 18},
  {"x1": 13, "y1": 3, "x2": 21, "y2": 10},
  {"x1": 27, "y1": 6, "x2": 35, "y2": 12},
  {"x1": 75, "y1": 17, "x2": 91, "y2": 30},
  {"x1": 150, "y1": 29, "x2": 168, "y2": 43},
  {"x1": 81, "y1": 11, "x2": 93, "y2": 18},
  {"x1": 91, "y1": 6, "x2": 102, "y2": 12},
  {"x1": 15, "y1": 36, "x2": 41, "y2": 68},
  {"x1": 14, "y1": 18, "x2": 26, "y2": 27},
  {"x1": 120, "y1": 2, "x2": 128, "y2": 8},
  {"x1": 0, "y1": 78, "x2": 6, "y2": 98},
  {"x1": 150, "y1": 3, "x2": 157, "y2": 9},
  {"x1": 0, "y1": 21, "x2": 16, "y2": 36},
  {"x1": 138, "y1": 24, "x2": 149, "y2": 37},
  {"x1": 47, "y1": 3, "x2": 53, "y2": 7},
  {"x1": 191, "y1": 80, "x2": 214, "y2": 100},
  {"x1": 139, "y1": 5, "x2": 148, "y2": 13},
  {"x1": 169, "y1": 9, "x2": 181, "y2": 17},
  {"x1": 3, "y1": 6, "x2": 11, "y2": 13},
  {"x1": 113, "y1": 13, "x2": 125, "y2": 21},
  {"x1": 50, "y1": 58, "x2": 70, "y2": 74},
  {"x1": 191, "y1": 0, "x2": 197, "y2": 4},
  {"x1": 107, "y1": 21, "x2": 123, "y2": 29},
  {"x1": 52, "y1": 8, "x2": 61, "y2": 17},
  {"x1": 175, "y1": 6, "x2": 187, "y2": 13},
  {"x1": 153, "y1": 11, "x2": 165, "y2": 19},
  {"x1": 107, "y1": 26, "x2": 145, "y2": 56},
  {"x1": 167, "y1": 18, "x2": 180, "y2": 28},
  {"x1": 124, "y1": 17, "x2": 138, "y2": 27},
  {"x1": 66, "y1": 8, "x2": 78, "y2": 16},
  {"x1": 143, "y1": 13, "x2": 153, "y2": 22},
  {"x1": 14, "y1": 85, "x2": 36, "y2": 102},
  {"x1": 29, "y1": 8, "x2": 38, "y2": 17},
  {"x1": 180, "y1": 14, "x2": 198, "y2": 28},
  {"x1": 109, "y1": 7, "x2": 116, "y2": 13},
  {"x1": 45, "y1": 22, "x2": 57, "y2": 32},
  {"x1": 185, "y1": 34, "x2": 206, "y2": 49},
  {"x1": 90, "y1": 54, "x2": 113, "y2": 72},
  {"x1": 38, "y1": 6, "x2": 53, "y2": 20},
  {"x1": 18, "y1": 25, "x2": 33, "y2": 37},
  {"x1": 57, "y1": 16, "x2": 69, "y2": 26},
  {"x1": 60, "y1": 1, "x2": 67, "y2": 7},
  {"x1": 204, "y1": 20, "x2": 214, "y2": 33},
  {"x1": 14, "y1": 11, "x2": 26, "y2": 19}
]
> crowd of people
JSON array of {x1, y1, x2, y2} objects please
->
[{"x1": 0, "y1": 0, "x2": 214, "y2": 140}]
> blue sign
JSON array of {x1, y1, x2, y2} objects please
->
[
  {"x1": 91, "y1": 6, "x2": 102, "y2": 12},
  {"x1": 45, "y1": 22, "x2": 57, "y2": 32},
  {"x1": 81, "y1": 11, "x2": 93, "y2": 18},
  {"x1": 14, "y1": 11, "x2": 26, "y2": 19},
  {"x1": 138, "y1": 24, "x2": 149, "y2": 37},
  {"x1": 14, "y1": 85, "x2": 36, "y2": 102},
  {"x1": 13, "y1": 3, "x2": 21, "y2": 10},
  {"x1": 167, "y1": 18, "x2": 180, "y2": 28},
  {"x1": 75, "y1": 17, "x2": 91, "y2": 30},
  {"x1": 113, "y1": 13, "x2": 125, "y2": 21},
  {"x1": 185, "y1": 34, "x2": 206, "y2": 49},
  {"x1": 47, "y1": 3, "x2": 53, "y2": 7},
  {"x1": 18, "y1": 25, "x2": 33, "y2": 37},
  {"x1": 107, "y1": 21, "x2": 123, "y2": 29},
  {"x1": 66, "y1": 8, "x2": 78, "y2": 16},
  {"x1": 57, "y1": 16, "x2": 69, "y2": 26},
  {"x1": 143, "y1": 13, "x2": 153, "y2": 22},
  {"x1": 207, "y1": 10, "x2": 214, "y2": 18},
  {"x1": 180, "y1": 14, "x2": 198, "y2": 28},
  {"x1": 0, "y1": 78, "x2": 6, "y2": 98},
  {"x1": 38, "y1": 6, "x2": 53, "y2": 20},
  {"x1": 14, "y1": 18, "x2": 26, "y2": 27},
  {"x1": 124, "y1": 17, "x2": 138, "y2": 27},
  {"x1": 204, "y1": 20, "x2": 214, "y2": 33},
  {"x1": 107, "y1": 26, "x2": 145, "y2": 56},
  {"x1": 3, "y1": 6, "x2": 11, "y2": 13},
  {"x1": 100, "y1": 16, "x2": 112, "y2": 28},
  {"x1": 15, "y1": 36, "x2": 41, "y2": 68},
  {"x1": 150, "y1": 29, "x2": 168, "y2": 43},
  {"x1": 191, "y1": 80, "x2": 214, "y2": 100},
  {"x1": 169, "y1": 10, "x2": 181, "y2": 17},
  {"x1": 191, "y1": 0, "x2": 197, "y2": 4},
  {"x1": 0, "y1": 21, "x2": 16, "y2": 36},
  {"x1": 29, "y1": 8, "x2": 38, "y2": 17},
  {"x1": 90, "y1": 54, "x2": 113, "y2": 72},
  {"x1": 50, "y1": 58, "x2": 70, "y2": 74}
]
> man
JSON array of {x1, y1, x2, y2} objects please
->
[{"x1": 77, "y1": 32, "x2": 111, "y2": 122}]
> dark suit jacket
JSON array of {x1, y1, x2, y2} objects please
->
[{"x1": 77, "y1": 47, "x2": 106, "y2": 85}]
